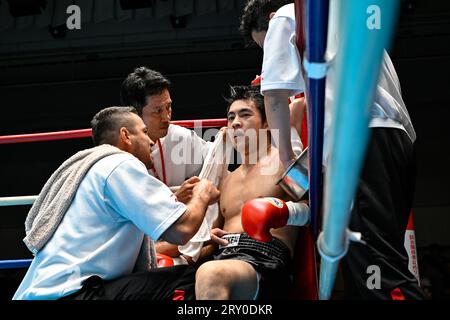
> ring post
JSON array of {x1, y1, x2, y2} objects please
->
[
  {"x1": 317, "y1": 0, "x2": 400, "y2": 300},
  {"x1": 303, "y1": 0, "x2": 329, "y2": 238}
]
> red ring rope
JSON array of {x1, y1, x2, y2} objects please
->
[{"x1": 0, "y1": 119, "x2": 227, "y2": 145}]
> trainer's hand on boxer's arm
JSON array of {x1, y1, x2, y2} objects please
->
[{"x1": 174, "y1": 176, "x2": 200, "y2": 204}]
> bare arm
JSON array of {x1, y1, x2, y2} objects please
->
[
  {"x1": 264, "y1": 89, "x2": 295, "y2": 170},
  {"x1": 156, "y1": 208, "x2": 224, "y2": 261},
  {"x1": 155, "y1": 176, "x2": 201, "y2": 256},
  {"x1": 289, "y1": 96, "x2": 306, "y2": 139},
  {"x1": 155, "y1": 241, "x2": 180, "y2": 257},
  {"x1": 160, "y1": 179, "x2": 219, "y2": 245}
]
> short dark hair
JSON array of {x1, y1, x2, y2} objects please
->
[
  {"x1": 239, "y1": 0, "x2": 292, "y2": 44},
  {"x1": 91, "y1": 106, "x2": 138, "y2": 146},
  {"x1": 225, "y1": 85, "x2": 266, "y2": 123},
  {"x1": 120, "y1": 67, "x2": 171, "y2": 115}
]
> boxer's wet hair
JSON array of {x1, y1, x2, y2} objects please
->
[
  {"x1": 120, "y1": 67, "x2": 171, "y2": 115},
  {"x1": 240, "y1": 0, "x2": 292, "y2": 44},
  {"x1": 225, "y1": 85, "x2": 266, "y2": 123},
  {"x1": 91, "y1": 106, "x2": 138, "y2": 146}
]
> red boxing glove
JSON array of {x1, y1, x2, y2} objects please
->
[
  {"x1": 241, "y1": 197, "x2": 289, "y2": 242},
  {"x1": 156, "y1": 253, "x2": 174, "y2": 268}
]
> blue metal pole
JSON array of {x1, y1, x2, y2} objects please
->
[
  {"x1": 318, "y1": 0, "x2": 400, "y2": 299},
  {"x1": 304, "y1": 0, "x2": 329, "y2": 238}
]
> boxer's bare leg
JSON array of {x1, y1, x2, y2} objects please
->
[{"x1": 195, "y1": 259, "x2": 258, "y2": 300}]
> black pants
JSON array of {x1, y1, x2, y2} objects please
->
[
  {"x1": 342, "y1": 128, "x2": 425, "y2": 299},
  {"x1": 61, "y1": 265, "x2": 196, "y2": 300},
  {"x1": 213, "y1": 233, "x2": 293, "y2": 300}
]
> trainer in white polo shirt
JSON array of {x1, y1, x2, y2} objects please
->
[{"x1": 14, "y1": 106, "x2": 219, "y2": 300}]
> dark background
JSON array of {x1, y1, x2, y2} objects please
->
[{"x1": 0, "y1": 0, "x2": 449, "y2": 300}]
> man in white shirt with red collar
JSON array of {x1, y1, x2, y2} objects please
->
[
  {"x1": 121, "y1": 67, "x2": 214, "y2": 264},
  {"x1": 121, "y1": 67, "x2": 211, "y2": 200}
]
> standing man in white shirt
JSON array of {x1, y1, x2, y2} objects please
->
[{"x1": 239, "y1": 0, "x2": 424, "y2": 299}]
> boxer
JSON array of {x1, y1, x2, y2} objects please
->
[{"x1": 195, "y1": 85, "x2": 308, "y2": 300}]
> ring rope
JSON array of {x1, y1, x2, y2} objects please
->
[
  {"x1": 0, "y1": 196, "x2": 38, "y2": 207},
  {"x1": 0, "y1": 119, "x2": 228, "y2": 206},
  {"x1": 0, "y1": 118, "x2": 227, "y2": 145},
  {"x1": 0, "y1": 118, "x2": 227, "y2": 268},
  {"x1": 0, "y1": 118, "x2": 227, "y2": 269},
  {"x1": 0, "y1": 259, "x2": 33, "y2": 269}
]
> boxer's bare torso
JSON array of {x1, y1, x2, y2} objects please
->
[{"x1": 219, "y1": 147, "x2": 299, "y2": 256}]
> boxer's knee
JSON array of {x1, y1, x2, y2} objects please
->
[{"x1": 195, "y1": 261, "x2": 232, "y2": 299}]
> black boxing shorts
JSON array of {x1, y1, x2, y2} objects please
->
[{"x1": 213, "y1": 232, "x2": 293, "y2": 300}]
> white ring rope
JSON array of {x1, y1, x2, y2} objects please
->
[{"x1": 0, "y1": 196, "x2": 38, "y2": 207}]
